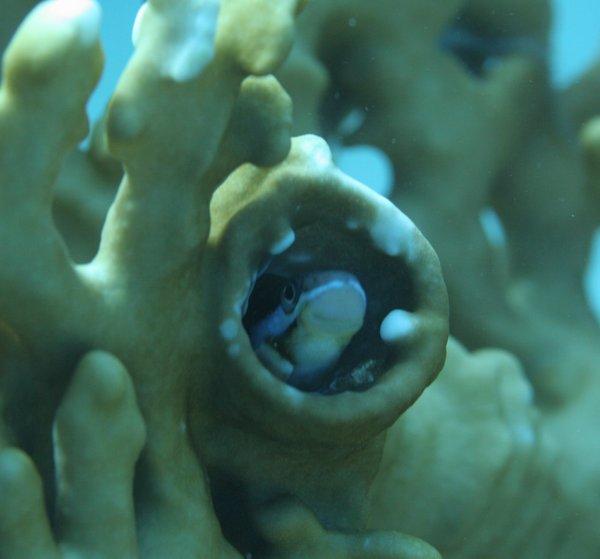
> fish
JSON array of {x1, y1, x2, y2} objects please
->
[{"x1": 247, "y1": 270, "x2": 366, "y2": 390}]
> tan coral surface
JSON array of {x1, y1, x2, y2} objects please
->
[{"x1": 1, "y1": 1, "x2": 600, "y2": 558}]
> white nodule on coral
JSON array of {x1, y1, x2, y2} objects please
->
[
  {"x1": 219, "y1": 318, "x2": 238, "y2": 340},
  {"x1": 132, "y1": 0, "x2": 220, "y2": 82},
  {"x1": 346, "y1": 218, "x2": 360, "y2": 231},
  {"x1": 513, "y1": 423, "x2": 536, "y2": 446},
  {"x1": 370, "y1": 205, "x2": 417, "y2": 260},
  {"x1": 479, "y1": 207, "x2": 507, "y2": 248},
  {"x1": 283, "y1": 384, "x2": 304, "y2": 406},
  {"x1": 235, "y1": 288, "x2": 251, "y2": 316},
  {"x1": 336, "y1": 144, "x2": 394, "y2": 198},
  {"x1": 227, "y1": 343, "x2": 241, "y2": 358},
  {"x1": 379, "y1": 309, "x2": 417, "y2": 343},
  {"x1": 301, "y1": 135, "x2": 333, "y2": 168},
  {"x1": 36, "y1": 0, "x2": 101, "y2": 46},
  {"x1": 521, "y1": 381, "x2": 534, "y2": 406},
  {"x1": 131, "y1": 2, "x2": 148, "y2": 45},
  {"x1": 270, "y1": 229, "x2": 296, "y2": 255}
]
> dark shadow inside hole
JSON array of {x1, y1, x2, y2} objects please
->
[
  {"x1": 210, "y1": 474, "x2": 269, "y2": 558},
  {"x1": 242, "y1": 222, "x2": 416, "y2": 394},
  {"x1": 440, "y1": 26, "x2": 494, "y2": 77},
  {"x1": 439, "y1": 17, "x2": 547, "y2": 78}
]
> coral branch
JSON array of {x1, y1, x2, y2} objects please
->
[
  {"x1": 581, "y1": 116, "x2": 600, "y2": 218},
  {"x1": 0, "y1": 351, "x2": 241, "y2": 559},
  {"x1": 52, "y1": 351, "x2": 145, "y2": 557},
  {"x1": 0, "y1": 0, "x2": 102, "y2": 348},
  {"x1": 0, "y1": 448, "x2": 59, "y2": 559},
  {"x1": 255, "y1": 499, "x2": 441, "y2": 559}
]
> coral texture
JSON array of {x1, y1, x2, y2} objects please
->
[{"x1": 0, "y1": 0, "x2": 599, "y2": 558}]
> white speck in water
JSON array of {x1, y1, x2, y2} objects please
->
[
  {"x1": 219, "y1": 318, "x2": 238, "y2": 340},
  {"x1": 380, "y1": 310, "x2": 417, "y2": 343},
  {"x1": 270, "y1": 229, "x2": 296, "y2": 255},
  {"x1": 348, "y1": 16, "x2": 357, "y2": 27}
]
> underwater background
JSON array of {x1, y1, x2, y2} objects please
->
[{"x1": 91, "y1": 0, "x2": 600, "y2": 319}]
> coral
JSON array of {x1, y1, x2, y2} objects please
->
[
  {"x1": 1, "y1": 0, "x2": 599, "y2": 558},
  {"x1": 0, "y1": 351, "x2": 146, "y2": 559},
  {"x1": 1, "y1": 0, "x2": 446, "y2": 557},
  {"x1": 370, "y1": 340, "x2": 600, "y2": 558},
  {"x1": 278, "y1": 0, "x2": 600, "y2": 404}
]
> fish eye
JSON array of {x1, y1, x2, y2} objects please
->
[{"x1": 281, "y1": 281, "x2": 298, "y2": 313}]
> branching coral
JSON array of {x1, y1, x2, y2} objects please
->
[
  {"x1": 278, "y1": 0, "x2": 600, "y2": 405},
  {"x1": 1, "y1": 1, "x2": 447, "y2": 557},
  {"x1": 0, "y1": 351, "x2": 145, "y2": 559},
  {"x1": 0, "y1": 353, "x2": 440, "y2": 559},
  {"x1": 1, "y1": 0, "x2": 599, "y2": 558}
]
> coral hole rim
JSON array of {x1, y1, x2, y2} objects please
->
[{"x1": 207, "y1": 137, "x2": 449, "y2": 444}]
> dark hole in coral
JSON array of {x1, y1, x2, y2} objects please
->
[
  {"x1": 439, "y1": 19, "x2": 547, "y2": 78},
  {"x1": 440, "y1": 25, "x2": 494, "y2": 77},
  {"x1": 242, "y1": 222, "x2": 416, "y2": 395}
]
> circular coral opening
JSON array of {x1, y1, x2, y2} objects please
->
[{"x1": 242, "y1": 220, "x2": 416, "y2": 394}]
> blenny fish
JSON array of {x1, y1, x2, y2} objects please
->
[{"x1": 244, "y1": 270, "x2": 366, "y2": 391}]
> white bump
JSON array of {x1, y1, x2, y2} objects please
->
[
  {"x1": 270, "y1": 229, "x2": 295, "y2": 255},
  {"x1": 336, "y1": 145, "x2": 394, "y2": 198},
  {"x1": 132, "y1": 0, "x2": 220, "y2": 82},
  {"x1": 36, "y1": 0, "x2": 101, "y2": 46},
  {"x1": 219, "y1": 318, "x2": 238, "y2": 340},
  {"x1": 235, "y1": 290, "x2": 249, "y2": 316},
  {"x1": 380, "y1": 309, "x2": 416, "y2": 343},
  {"x1": 131, "y1": 2, "x2": 147, "y2": 46},
  {"x1": 513, "y1": 423, "x2": 535, "y2": 446},
  {"x1": 337, "y1": 108, "x2": 365, "y2": 136},
  {"x1": 479, "y1": 207, "x2": 507, "y2": 248},
  {"x1": 520, "y1": 380, "x2": 534, "y2": 406},
  {"x1": 283, "y1": 384, "x2": 303, "y2": 405},
  {"x1": 301, "y1": 135, "x2": 333, "y2": 167},
  {"x1": 227, "y1": 343, "x2": 241, "y2": 358},
  {"x1": 370, "y1": 205, "x2": 416, "y2": 260},
  {"x1": 346, "y1": 218, "x2": 360, "y2": 230}
]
